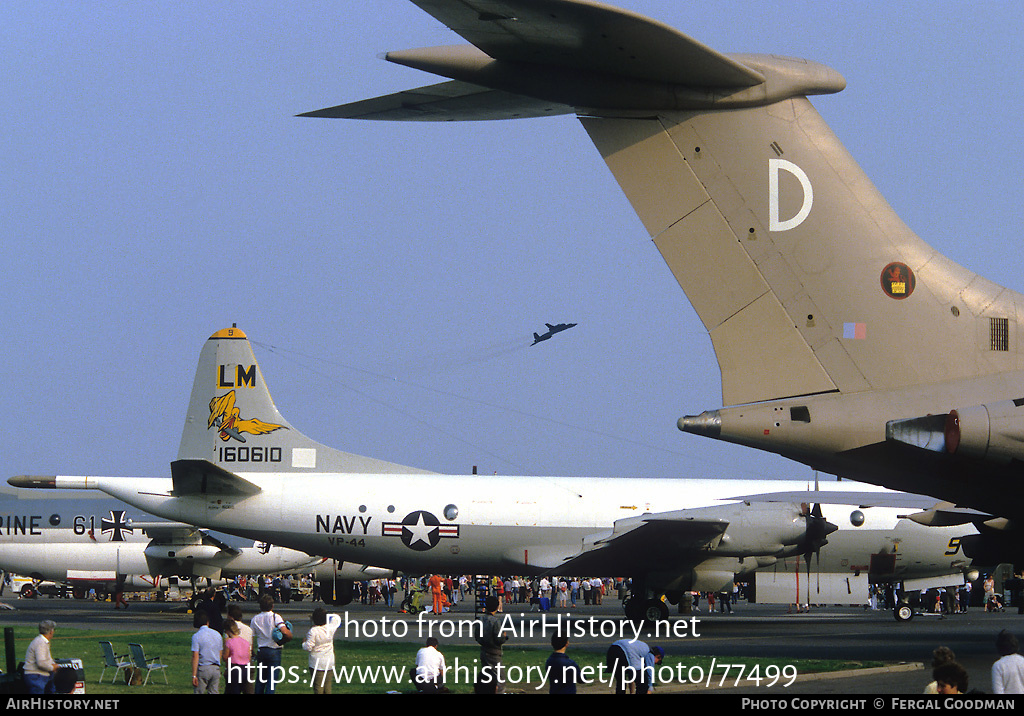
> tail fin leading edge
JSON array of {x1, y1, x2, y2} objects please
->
[{"x1": 177, "y1": 327, "x2": 432, "y2": 474}]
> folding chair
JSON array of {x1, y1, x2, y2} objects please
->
[
  {"x1": 98, "y1": 641, "x2": 130, "y2": 684},
  {"x1": 127, "y1": 643, "x2": 169, "y2": 686}
]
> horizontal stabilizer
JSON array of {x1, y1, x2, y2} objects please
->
[
  {"x1": 300, "y1": 80, "x2": 573, "y2": 121},
  {"x1": 408, "y1": 0, "x2": 765, "y2": 87},
  {"x1": 303, "y1": 2, "x2": 843, "y2": 119},
  {"x1": 170, "y1": 459, "x2": 261, "y2": 497}
]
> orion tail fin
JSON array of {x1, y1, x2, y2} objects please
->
[{"x1": 177, "y1": 326, "x2": 431, "y2": 474}]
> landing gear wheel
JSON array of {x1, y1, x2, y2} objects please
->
[
  {"x1": 894, "y1": 602, "x2": 914, "y2": 622},
  {"x1": 625, "y1": 597, "x2": 668, "y2": 623},
  {"x1": 643, "y1": 599, "x2": 669, "y2": 623}
]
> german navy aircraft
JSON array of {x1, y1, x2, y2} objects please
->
[
  {"x1": 0, "y1": 485, "x2": 385, "y2": 599},
  {"x1": 0, "y1": 500, "x2": 322, "y2": 599},
  {"x1": 10, "y1": 327, "x2": 983, "y2": 621},
  {"x1": 299, "y1": 0, "x2": 1024, "y2": 533},
  {"x1": 531, "y1": 322, "x2": 577, "y2": 345}
]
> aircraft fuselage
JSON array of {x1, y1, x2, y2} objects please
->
[
  {"x1": 52, "y1": 473, "x2": 972, "y2": 589},
  {"x1": 681, "y1": 368, "x2": 1024, "y2": 518}
]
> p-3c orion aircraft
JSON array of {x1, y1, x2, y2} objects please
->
[
  {"x1": 10, "y1": 327, "x2": 983, "y2": 621},
  {"x1": 298, "y1": 2, "x2": 1024, "y2": 542}
]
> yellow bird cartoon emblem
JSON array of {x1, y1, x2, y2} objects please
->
[{"x1": 207, "y1": 391, "x2": 285, "y2": 443}]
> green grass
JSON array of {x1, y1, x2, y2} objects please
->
[{"x1": 8, "y1": 627, "x2": 882, "y2": 694}]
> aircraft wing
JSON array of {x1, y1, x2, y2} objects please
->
[
  {"x1": 299, "y1": 79, "x2": 573, "y2": 121},
  {"x1": 405, "y1": 0, "x2": 764, "y2": 87},
  {"x1": 725, "y1": 490, "x2": 946, "y2": 510},
  {"x1": 136, "y1": 523, "x2": 241, "y2": 557},
  {"x1": 728, "y1": 489, "x2": 991, "y2": 516},
  {"x1": 553, "y1": 510, "x2": 729, "y2": 575},
  {"x1": 728, "y1": 489, "x2": 993, "y2": 529}
]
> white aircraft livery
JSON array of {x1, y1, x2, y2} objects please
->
[
  {"x1": 0, "y1": 500, "x2": 323, "y2": 597},
  {"x1": 10, "y1": 326, "x2": 981, "y2": 621}
]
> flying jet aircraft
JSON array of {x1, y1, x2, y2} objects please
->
[
  {"x1": 298, "y1": 0, "x2": 1024, "y2": 534},
  {"x1": 10, "y1": 327, "x2": 981, "y2": 621},
  {"x1": 532, "y1": 322, "x2": 577, "y2": 345}
]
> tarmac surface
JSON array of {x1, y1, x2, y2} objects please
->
[{"x1": 2, "y1": 591, "x2": 1019, "y2": 694}]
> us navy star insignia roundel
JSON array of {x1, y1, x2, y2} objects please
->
[{"x1": 382, "y1": 510, "x2": 459, "y2": 551}]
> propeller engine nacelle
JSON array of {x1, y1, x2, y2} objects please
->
[
  {"x1": 710, "y1": 502, "x2": 837, "y2": 558},
  {"x1": 144, "y1": 544, "x2": 223, "y2": 562}
]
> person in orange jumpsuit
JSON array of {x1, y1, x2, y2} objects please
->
[{"x1": 428, "y1": 574, "x2": 444, "y2": 615}]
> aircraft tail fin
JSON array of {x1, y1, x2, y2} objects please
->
[
  {"x1": 581, "y1": 103, "x2": 1024, "y2": 405},
  {"x1": 177, "y1": 327, "x2": 432, "y2": 474},
  {"x1": 305, "y1": 1, "x2": 1024, "y2": 406}
]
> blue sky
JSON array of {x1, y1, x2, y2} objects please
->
[{"x1": 3, "y1": 1, "x2": 1022, "y2": 487}]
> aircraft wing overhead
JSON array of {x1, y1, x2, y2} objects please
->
[
  {"x1": 726, "y1": 490, "x2": 987, "y2": 514},
  {"x1": 195, "y1": 530, "x2": 242, "y2": 557},
  {"x1": 136, "y1": 523, "x2": 241, "y2": 557},
  {"x1": 408, "y1": 0, "x2": 764, "y2": 87},
  {"x1": 299, "y1": 80, "x2": 574, "y2": 121},
  {"x1": 555, "y1": 511, "x2": 729, "y2": 574}
]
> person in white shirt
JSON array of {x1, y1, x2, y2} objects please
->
[
  {"x1": 250, "y1": 594, "x2": 291, "y2": 694},
  {"x1": 24, "y1": 620, "x2": 58, "y2": 694},
  {"x1": 557, "y1": 579, "x2": 570, "y2": 608},
  {"x1": 414, "y1": 638, "x2": 448, "y2": 694},
  {"x1": 992, "y1": 630, "x2": 1024, "y2": 694},
  {"x1": 302, "y1": 607, "x2": 341, "y2": 694}
]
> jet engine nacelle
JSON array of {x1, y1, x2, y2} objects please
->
[{"x1": 945, "y1": 400, "x2": 1024, "y2": 465}]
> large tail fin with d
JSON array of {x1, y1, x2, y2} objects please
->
[
  {"x1": 303, "y1": 0, "x2": 1024, "y2": 407},
  {"x1": 177, "y1": 326, "x2": 432, "y2": 474},
  {"x1": 580, "y1": 99, "x2": 1024, "y2": 405}
]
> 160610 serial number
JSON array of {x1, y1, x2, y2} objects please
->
[{"x1": 217, "y1": 446, "x2": 283, "y2": 463}]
